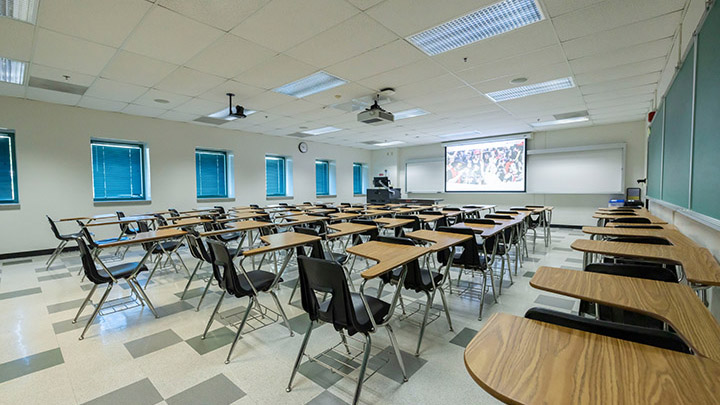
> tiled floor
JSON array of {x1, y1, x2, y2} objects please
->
[{"x1": 0, "y1": 228, "x2": 586, "y2": 404}]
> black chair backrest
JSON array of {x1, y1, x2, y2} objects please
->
[
  {"x1": 206, "y1": 239, "x2": 253, "y2": 297},
  {"x1": 75, "y1": 221, "x2": 99, "y2": 249},
  {"x1": 136, "y1": 221, "x2": 155, "y2": 251},
  {"x1": 293, "y1": 227, "x2": 325, "y2": 258},
  {"x1": 340, "y1": 203, "x2": 351, "y2": 207},
  {"x1": 76, "y1": 237, "x2": 106, "y2": 284},
  {"x1": 394, "y1": 215, "x2": 420, "y2": 236},
  {"x1": 463, "y1": 219, "x2": 499, "y2": 251},
  {"x1": 296, "y1": 255, "x2": 366, "y2": 334},
  {"x1": 116, "y1": 211, "x2": 129, "y2": 233},
  {"x1": 609, "y1": 217, "x2": 652, "y2": 224},
  {"x1": 185, "y1": 229, "x2": 212, "y2": 262},
  {"x1": 496, "y1": 210, "x2": 519, "y2": 215},
  {"x1": 279, "y1": 202, "x2": 289, "y2": 206},
  {"x1": 250, "y1": 204, "x2": 260, "y2": 209},
  {"x1": 485, "y1": 214, "x2": 513, "y2": 220},
  {"x1": 153, "y1": 214, "x2": 168, "y2": 227},
  {"x1": 168, "y1": 208, "x2": 180, "y2": 217},
  {"x1": 616, "y1": 225, "x2": 664, "y2": 229},
  {"x1": 350, "y1": 219, "x2": 379, "y2": 244},
  {"x1": 375, "y1": 236, "x2": 430, "y2": 291},
  {"x1": 46, "y1": 215, "x2": 63, "y2": 239},
  {"x1": 435, "y1": 226, "x2": 483, "y2": 267},
  {"x1": 585, "y1": 263, "x2": 677, "y2": 282},
  {"x1": 214, "y1": 206, "x2": 226, "y2": 214}
]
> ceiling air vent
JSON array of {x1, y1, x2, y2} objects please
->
[
  {"x1": 28, "y1": 77, "x2": 88, "y2": 95},
  {"x1": 553, "y1": 110, "x2": 589, "y2": 120}
]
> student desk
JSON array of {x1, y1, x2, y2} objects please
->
[
  {"x1": 158, "y1": 218, "x2": 210, "y2": 229},
  {"x1": 592, "y1": 212, "x2": 667, "y2": 225},
  {"x1": 326, "y1": 222, "x2": 377, "y2": 240},
  {"x1": 464, "y1": 312, "x2": 720, "y2": 405},
  {"x1": 605, "y1": 222, "x2": 678, "y2": 229},
  {"x1": 346, "y1": 241, "x2": 429, "y2": 280},
  {"x1": 327, "y1": 212, "x2": 360, "y2": 221},
  {"x1": 360, "y1": 209, "x2": 390, "y2": 218},
  {"x1": 222, "y1": 211, "x2": 269, "y2": 221},
  {"x1": 307, "y1": 208, "x2": 336, "y2": 214},
  {"x1": 406, "y1": 230, "x2": 471, "y2": 257},
  {"x1": 374, "y1": 217, "x2": 413, "y2": 230},
  {"x1": 84, "y1": 215, "x2": 156, "y2": 227},
  {"x1": 571, "y1": 239, "x2": 720, "y2": 287},
  {"x1": 198, "y1": 220, "x2": 271, "y2": 238},
  {"x1": 582, "y1": 226, "x2": 698, "y2": 247},
  {"x1": 59, "y1": 213, "x2": 116, "y2": 223},
  {"x1": 282, "y1": 214, "x2": 329, "y2": 226},
  {"x1": 451, "y1": 221, "x2": 507, "y2": 238},
  {"x1": 390, "y1": 207, "x2": 418, "y2": 215},
  {"x1": 341, "y1": 207, "x2": 364, "y2": 213},
  {"x1": 416, "y1": 214, "x2": 443, "y2": 229}
]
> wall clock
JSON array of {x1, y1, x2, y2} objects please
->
[{"x1": 298, "y1": 142, "x2": 308, "y2": 153}]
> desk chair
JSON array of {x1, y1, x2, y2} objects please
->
[
  {"x1": 203, "y1": 239, "x2": 293, "y2": 364},
  {"x1": 45, "y1": 215, "x2": 81, "y2": 270},
  {"x1": 462, "y1": 206, "x2": 481, "y2": 220},
  {"x1": 286, "y1": 255, "x2": 407, "y2": 405},
  {"x1": 115, "y1": 211, "x2": 139, "y2": 257},
  {"x1": 249, "y1": 204, "x2": 260, "y2": 209},
  {"x1": 437, "y1": 226, "x2": 497, "y2": 320},
  {"x1": 393, "y1": 215, "x2": 421, "y2": 237},
  {"x1": 137, "y1": 221, "x2": 188, "y2": 286},
  {"x1": 203, "y1": 218, "x2": 241, "y2": 244},
  {"x1": 181, "y1": 229, "x2": 217, "y2": 311},
  {"x1": 609, "y1": 217, "x2": 652, "y2": 224},
  {"x1": 442, "y1": 207, "x2": 462, "y2": 225},
  {"x1": 168, "y1": 208, "x2": 180, "y2": 217},
  {"x1": 374, "y1": 236, "x2": 453, "y2": 355},
  {"x1": 72, "y1": 237, "x2": 157, "y2": 340},
  {"x1": 525, "y1": 307, "x2": 690, "y2": 353}
]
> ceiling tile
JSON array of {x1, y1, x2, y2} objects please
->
[
  {"x1": 301, "y1": 82, "x2": 374, "y2": 107},
  {"x1": 85, "y1": 78, "x2": 149, "y2": 102},
  {"x1": 552, "y1": 0, "x2": 685, "y2": 42},
  {"x1": 586, "y1": 93, "x2": 655, "y2": 109},
  {"x1": 122, "y1": 6, "x2": 224, "y2": 64},
  {"x1": 580, "y1": 72, "x2": 660, "y2": 95},
  {"x1": 101, "y1": 51, "x2": 178, "y2": 87},
  {"x1": 25, "y1": 87, "x2": 81, "y2": 106},
  {"x1": 236, "y1": 54, "x2": 318, "y2": 90},
  {"x1": 569, "y1": 38, "x2": 673, "y2": 74},
  {"x1": 36, "y1": 0, "x2": 150, "y2": 47},
  {"x1": 244, "y1": 90, "x2": 296, "y2": 110},
  {"x1": 357, "y1": 58, "x2": 448, "y2": 91},
  {"x1": 155, "y1": 67, "x2": 226, "y2": 97},
  {"x1": 271, "y1": 100, "x2": 324, "y2": 116},
  {"x1": 199, "y1": 79, "x2": 265, "y2": 104},
  {"x1": 77, "y1": 96, "x2": 129, "y2": 112},
  {"x1": 541, "y1": 0, "x2": 605, "y2": 18},
  {"x1": 32, "y1": 29, "x2": 116, "y2": 76},
  {"x1": 454, "y1": 44, "x2": 566, "y2": 85},
  {"x1": 0, "y1": 83, "x2": 27, "y2": 98},
  {"x1": 157, "y1": 0, "x2": 269, "y2": 31},
  {"x1": 285, "y1": 13, "x2": 397, "y2": 68},
  {"x1": 326, "y1": 39, "x2": 426, "y2": 81},
  {"x1": 174, "y1": 97, "x2": 226, "y2": 115},
  {"x1": 366, "y1": 0, "x2": 493, "y2": 37},
  {"x1": 29, "y1": 64, "x2": 96, "y2": 87},
  {"x1": 185, "y1": 34, "x2": 277, "y2": 79},
  {"x1": 583, "y1": 84, "x2": 657, "y2": 103},
  {"x1": 472, "y1": 62, "x2": 572, "y2": 94},
  {"x1": 393, "y1": 74, "x2": 466, "y2": 100},
  {"x1": 561, "y1": 11, "x2": 682, "y2": 59},
  {"x1": 133, "y1": 89, "x2": 191, "y2": 109},
  {"x1": 158, "y1": 110, "x2": 200, "y2": 122},
  {"x1": 231, "y1": 0, "x2": 359, "y2": 52},
  {"x1": 346, "y1": 0, "x2": 385, "y2": 10},
  {"x1": 0, "y1": 18, "x2": 34, "y2": 61},
  {"x1": 574, "y1": 57, "x2": 666, "y2": 86},
  {"x1": 122, "y1": 103, "x2": 168, "y2": 118}
]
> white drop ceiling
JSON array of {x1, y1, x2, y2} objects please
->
[{"x1": 0, "y1": 0, "x2": 690, "y2": 148}]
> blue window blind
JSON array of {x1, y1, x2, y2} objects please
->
[
  {"x1": 0, "y1": 131, "x2": 18, "y2": 203},
  {"x1": 91, "y1": 141, "x2": 145, "y2": 201},
  {"x1": 266, "y1": 156, "x2": 286, "y2": 196},
  {"x1": 316, "y1": 160, "x2": 329, "y2": 196},
  {"x1": 196, "y1": 150, "x2": 228, "y2": 198},
  {"x1": 353, "y1": 163, "x2": 363, "y2": 195}
]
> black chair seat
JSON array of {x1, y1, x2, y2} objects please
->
[
  {"x1": 152, "y1": 241, "x2": 183, "y2": 254},
  {"x1": 380, "y1": 267, "x2": 443, "y2": 292},
  {"x1": 217, "y1": 232, "x2": 241, "y2": 243},
  {"x1": 97, "y1": 262, "x2": 148, "y2": 281},
  {"x1": 325, "y1": 252, "x2": 347, "y2": 264},
  {"x1": 319, "y1": 293, "x2": 389, "y2": 335},
  {"x1": 228, "y1": 247, "x2": 244, "y2": 258},
  {"x1": 59, "y1": 232, "x2": 82, "y2": 241},
  {"x1": 452, "y1": 252, "x2": 487, "y2": 269},
  {"x1": 228, "y1": 270, "x2": 278, "y2": 297}
]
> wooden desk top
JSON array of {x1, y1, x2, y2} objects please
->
[
  {"x1": 464, "y1": 312, "x2": 720, "y2": 405},
  {"x1": 282, "y1": 214, "x2": 329, "y2": 226},
  {"x1": 390, "y1": 207, "x2": 418, "y2": 215},
  {"x1": 308, "y1": 208, "x2": 335, "y2": 214},
  {"x1": 416, "y1": 214, "x2": 442, "y2": 223},
  {"x1": 571, "y1": 239, "x2": 720, "y2": 286},
  {"x1": 59, "y1": 213, "x2": 116, "y2": 222},
  {"x1": 328, "y1": 212, "x2": 360, "y2": 221},
  {"x1": 326, "y1": 222, "x2": 377, "y2": 240},
  {"x1": 451, "y1": 221, "x2": 505, "y2": 238},
  {"x1": 158, "y1": 218, "x2": 210, "y2": 229},
  {"x1": 386, "y1": 203, "x2": 406, "y2": 208},
  {"x1": 84, "y1": 215, "x2": 156, "y2": 227},
  {"x1": 606, "y1": 222, "x2": 678, "y2": 230},
  {"x1": 525, "y1": 205, "x2": 554, "y2": 211},
  {"x1": 243, "y1": 232, "x2": 320, "y2": 256},
  {"x1": 440, "y1": 210, "x2": 462, "y2": 217},
  {"x1": 99, "y1": 229, "x2": 186, "y2": 248},
  {"x1": 531, "y1": 266, "x2": 720, "y2": 362},
  {"x1": 199, "y1": 220, "x2": 270, "y2": 237},
  {"x1": 593, "y1": 213, "x2": 667, "y2": 223},
  {"x1": 341, "y1": 207, "x2": 364, "y2": 213},
  {"x1": 361, "y1": 209, "x2": 390, "y2": 217},
  {"x1": 227, "y1": 211, "x2": 269, "y2": 220},
  {"x1": 366, "y1": 204, "x2": 388, "y2": 209},
  {"x1": 406, "y1": 230, "x2": 472, "y2": 252},
  {"x1": 374, "y1": 217, "x2": 413, "y2": 229},
  {"x1": 346, "y1": 241, "x2": 429, "y2": 279},
  {"x1": 582, "y1": 226, "x2": 698, "y2": 247}
]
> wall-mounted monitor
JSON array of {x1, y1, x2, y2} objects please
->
[{"x1": 445, "y1": 138, "x2": 526, "y2": 192}]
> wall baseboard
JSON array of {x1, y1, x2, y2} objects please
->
[
  {"x1": 550, "y1": 224, "x2": 583, "y2": 229},
  {"x1": 0, "y1": 246, "x2": 79, "y2": 260}
]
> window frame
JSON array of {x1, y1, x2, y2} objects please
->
[
  {"x1": 353, "y1": 162, "x2": 368, "y2": 196},
  {"x1": 0, "y1": 130, "x2": 19, "y2": 204},
  {"x1": 315, "y1": 159, "x2": 331, "y2": 196},
  {"x1": 265, "y1": 155, "x2": 288, "y2": 197},
  {"x1": 195, "y1": 148, "x2": 230, "y2": 199},
  {"x1": 90, "y1": 139, "x2": 147, "y2": 202}
]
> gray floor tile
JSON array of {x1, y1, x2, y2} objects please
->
[
  {"x1": 2, "y1": 258, "x2": 32, "y2": 266},
  {"x1": 52, "y1": 316, "x2": 89, "y2": 334},
  {"x1": 173, "y1": 285, "x2": 209, "y2": 300},
  {"x1": 38, "y1": 272, "x2": 73, "y2": 282},
  {"x1": 298, "y1": 359, "x2": 343, "y2": 389},
  {"x1": 534, "y1": 294, "x2": 576, "y2": 311},
  {"x1": 185, "y1": 327, "x2": 235, "y2": 355},
  {"x1": 0, "y1": 287, "x2": 42, "y2": 301},
  {"x1": 281, "y1": 278, "x2": 298, "y2": 289},
  {"x1": 449, "y1": 327, "x2": 479, "y2": 348},
  {"x1": 124, "y1": 329, "x2": 183, "y2": 358},
  {"x1": 565, "y1": 258, "x2": 584, "y2": 264},
  {"x1": 288, "y1": 313, "x2": 323, "y2": 335},
  {"x1": 372, "y1": 346, "x2": 427, "y2": 383},
  {"x1": 306, "y1": 390, "x2": 348, "y2": 405},
  {"x1": 82, "y1": 378, "x2": 163, "y2": 405},
  {"x1": 523, "y1": 271, "x2": 536, "y2": 278},
  {"x1": 35, "y1": 264, "x2": 66, "y2": 272},
  {"x1": 552, "y1": 247, "x2": 574, "y2": 252},
  {"x1": 165, "y1": 374, "x2": 245, "y2": 405},
  {"x1": 0, "y1": 348, "x2": 64, "y2": 384},
  {"x1": 47, "y1": 298, "x2": 86, "y2": 314},
  {"x1": 155, "y1": 301, "x2": 193, "y2": 317},
  {"x1": 560, "y1": 265, "x2": 582, "y2": 271},
  {"x1": 80, "y1": 284, "x2": 95, "y2": 291}
]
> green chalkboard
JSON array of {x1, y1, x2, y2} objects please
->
[
  {"x1": 692, "y1": 3, "x2": 720, "y2": 220},
  {"x1": 647, "y1": 105, "x2": 663, "y2": 199},
  {"x1": 661, "y1": 44, "x2": 694, "y2": 208}
]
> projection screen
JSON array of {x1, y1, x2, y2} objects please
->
[{"x1": 445, "y1": 138, "x2": 526, "y2": 192}]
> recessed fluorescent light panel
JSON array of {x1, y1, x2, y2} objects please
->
[
  {"x1": 486, "y1": 77, "x2": 575, "y2": 102},
  {"x1": 208, "y1": 107, "x2": 256, "y2": 121},
  {"x1": 407, "y1": 0, "x2": 544, "y2": 56},
  {"x1": 0, "y1": 57, "x2": 27, "y2": 85},
  {"x1": 374, "y1": 141, "x2": 404, "y2": 147},
  {"x1": 531, "y1": 116, "x2": 589, "y2": 127},
  {"x1": 394, "y1": 108, "x2": 429, "y2": 120},
  {"x1": 0, "y1": 0, "x2": 37, "y2": 23},
  {"x1": 273, "y1": 71, "x2": 346, "y2": 98},
  {"x1": 301, "y1": 126, "x2": 342, "y2": 135}
]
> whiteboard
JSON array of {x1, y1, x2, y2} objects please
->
[
  {"x1": 527, "y1": 145, "x2": 625, "y2": 194},
  {"x1": 406, "y1": 159, "x2": 444, "y2": 193}
]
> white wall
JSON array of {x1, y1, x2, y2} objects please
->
[
  {"x1": 0, "y1": 96, "x2": 371, "y2": 254},
  {"x1": 372, "y1": 121, "x2": 647, "y2": 225}
]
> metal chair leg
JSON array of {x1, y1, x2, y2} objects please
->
[
  {"x1": 286, "y1": 321, "x2": 314, "y2": 392},
  {"x1": 353, "y1": 333, "x2": 373, "y2": 405},
  {"x1": 196, "y1": 275, "x2": 214, "y2": 311},
  {"x1": 288, "y1": 278, "x2": 299, "y2": 304},
  {"x1": 415, "y1": 290, "x2": 434, "y2": 356},
  {"x1": 181, "y1": 261, "x2": 202, "y2": 300},
  {"x1": 225, "y1": 296, "x2": 255, "y2": 364},
  {"x1": 269, "y1": 290, "x2": 294, "y2": 337},
  {"x1": 339, "y1": 330, "x2": 351, "y2": 354},
  {"x1": 73, "y1": 284, "x2": 97, "y2": 323},
  {"x1": 202, "y1": 291, "x2": 225, "y2": 339},
  {"x1": 438, "y1": 286, "x2": 453, "y2": 332},
  {"x1": 46, "y1": 240, "x2": 67, "y2": 269},
  {"x1": 131, "y1": 278, "x2": 158, "y2": 318},
  {"x1": 79, "y1": 283, "x2": 113, "y2": 340},
  {"x1": 144, "y1": 256, "x2": 162, "y2": 288},
  {"x1": 386, "y1": 324, "x2": 408, "y2": 382}
]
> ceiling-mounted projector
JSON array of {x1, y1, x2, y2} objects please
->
[{"x1": 358, "y1": 99, "x2": 394, "y2": 125}]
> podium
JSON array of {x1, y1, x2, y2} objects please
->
[{"x1": 366, "y1": 188, "x2": 401, "y2": 204}]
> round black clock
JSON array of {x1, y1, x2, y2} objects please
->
[{"x1": 298, "y1": 142, "x2": 308, "y2": 153}]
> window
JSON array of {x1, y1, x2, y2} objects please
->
[
  {"x1": 195, "y1": 149, "x2": 228, "y2": 198},
  {"x1": 316, "y1": 160, "x2": 330, "y2": 196},
  {"x1": 0, "y1": 130, "x2": 18, "y2": 203},
  {"x1": 91, "y1": 140, "x2": 146, "y2": 201},
  {"x1": 266, "y1": 155, "x2": 287, "y2": 197},
  {"x1": 353, "y1": 162, "x2": 368, "y2": 195}
]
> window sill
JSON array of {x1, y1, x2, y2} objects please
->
[
  {"x1": 0, "y1": 203, "x2": 20, "y2": 210},
  {"x1": 94, "y1": 200, "x2": 152, "y2": 207},
  {"x1": 197, "y1": 197, "x2": 235, "y2": 203},
  {"x1": 353, "y1": 194, "x2": 367, "y2": 197},
  {"x1": 267, "y1": 196, "x2": 294, "y2": 201},
  {"x1": 316, "y1": 195, "x2": 337, "y2": 199}
]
